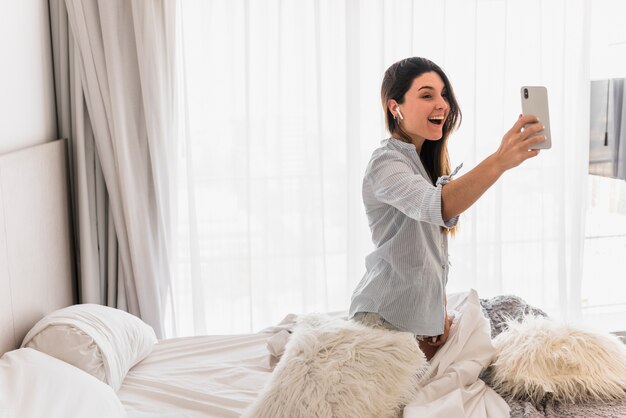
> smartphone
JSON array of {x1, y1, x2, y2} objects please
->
[{"x1": 521, "y1": 86, "x2": 552, "y2": 149}]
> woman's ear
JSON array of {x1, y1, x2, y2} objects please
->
[{"x1": 388, "y1": 99, "x2": 399, "y2": 115}]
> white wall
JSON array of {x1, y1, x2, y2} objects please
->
[{"x1": 0, "y1": 0, "x2": 56, "y2": 155}]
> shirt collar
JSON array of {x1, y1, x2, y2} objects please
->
[
  {"x1": 385, "y1": 137, "x2": 417, "y2": 151},
  {"x1": 384, "y1": 137, "x2": 431, "y2": 179}
]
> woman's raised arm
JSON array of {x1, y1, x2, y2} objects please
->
[{"x1": 441, "y1": 114, "x2": 545, "y2": 221}]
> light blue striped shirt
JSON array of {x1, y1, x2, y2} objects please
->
[{"x1": 349, "y1": 138, "x2": 461, "y2": 336}]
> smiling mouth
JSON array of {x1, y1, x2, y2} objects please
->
[{"x1": 428, "y1": 116, "x2": 445, "y2": 125}]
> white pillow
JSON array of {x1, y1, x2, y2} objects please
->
[
  {"x1": 489, "y1": 315, "x2": 626, "y2": 403},
  {"x1": 21, "y1": 303, "x2": 157, "y2": 391},
  {"x1": 244, "y1": 314, "x2": 427, "y2": 418},
  {"x1": 0, "y1": 348, "x2": 126, "y2": 418}
]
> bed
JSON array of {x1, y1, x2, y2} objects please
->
[{"x1": 1, "y1": 140, "x2": 625, "y2": 418}]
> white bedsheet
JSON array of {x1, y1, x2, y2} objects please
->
[
  {"x1": 118, "y1": 291, "x2": 507, "y2": 418},
  {"x1": 403, "y1": 290, "x2": 510, "y2": 418},
  {"x1": 117, "y1": 332, "x2": 273, "y2": 417}
]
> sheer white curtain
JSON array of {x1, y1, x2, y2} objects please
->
[
  {"x1": 434, "y1": 1, "x2": 591, "y2": 323},
  {"x1": 172, "y1": 0, "x2": 590, "y2": 336}
]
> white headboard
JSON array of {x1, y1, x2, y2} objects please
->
[{"x1": 0, "y1": 139, "x2": 75, "y2": 355}]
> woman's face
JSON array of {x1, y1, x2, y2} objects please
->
[{"x1": 391, "y1": 71, "x2": 450, "y2": 145}]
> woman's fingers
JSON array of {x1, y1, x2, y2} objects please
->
[
  {"x1": 427, "y1": 314, "x2": 453, "y2": 347},
  {"x1": 507, "y1": 114, "x2": 540, "y2": 135},
  {"x1": 427, "y1": 337, "x2": 444, "y2": 347},
  {"x1": 524, "y1": 134, "x2": 546, "y2": 147},
  {"x1": 519, "y1": 122, "x2": 545, "y2": 141}
]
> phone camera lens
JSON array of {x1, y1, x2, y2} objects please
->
[{"x1": 524, "y1": 88, "x2": 529, "y2": 99}]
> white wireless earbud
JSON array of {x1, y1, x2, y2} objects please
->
[{"x1": 396, "y1": 106, "x2": 404, "y2": 121}]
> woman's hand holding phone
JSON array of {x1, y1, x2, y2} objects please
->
[{"x1": 492, "y1": 115, "x2": 544, "y2": 172}]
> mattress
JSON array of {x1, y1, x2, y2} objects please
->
[{"x1": 117, "y1": 332, "x2": 274, "y2": 418}]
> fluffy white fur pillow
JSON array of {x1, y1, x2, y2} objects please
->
[
  {"x1": 489, "y1": 315, "x2": 626, "y2": 403},
  {"x1": 244, "y1": 314, "x2": 427, "y2": 418},
  {"x1": 22, "y1": 303, "x2": 157, "y2": 391}
]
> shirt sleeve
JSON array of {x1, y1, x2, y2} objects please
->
[{"x1": 365, "y1": 150, "x2": 461, "y2": 228}]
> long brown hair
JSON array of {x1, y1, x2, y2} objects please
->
[{"x1": 381, "y1": 57, "x2": 462, "y2": 233}]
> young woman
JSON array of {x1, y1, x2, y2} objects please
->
[{"x1": 349, "y1": 57, "x2": 545, "y2": 360}]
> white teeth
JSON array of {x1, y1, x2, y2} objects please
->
[{"x1": 428, "y1": 116, "x2": 444, "y2": 120}]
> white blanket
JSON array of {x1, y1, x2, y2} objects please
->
[
  {"x1": 403, "y1": 290, "x2": 510, "y2": 418},
  {"x1": 265, "y1": 290, "x2": 509, "y2": 417}
]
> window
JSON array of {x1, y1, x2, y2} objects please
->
[{"x1": 581, "y1": 176, "x2": 626, "y2": 332}]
